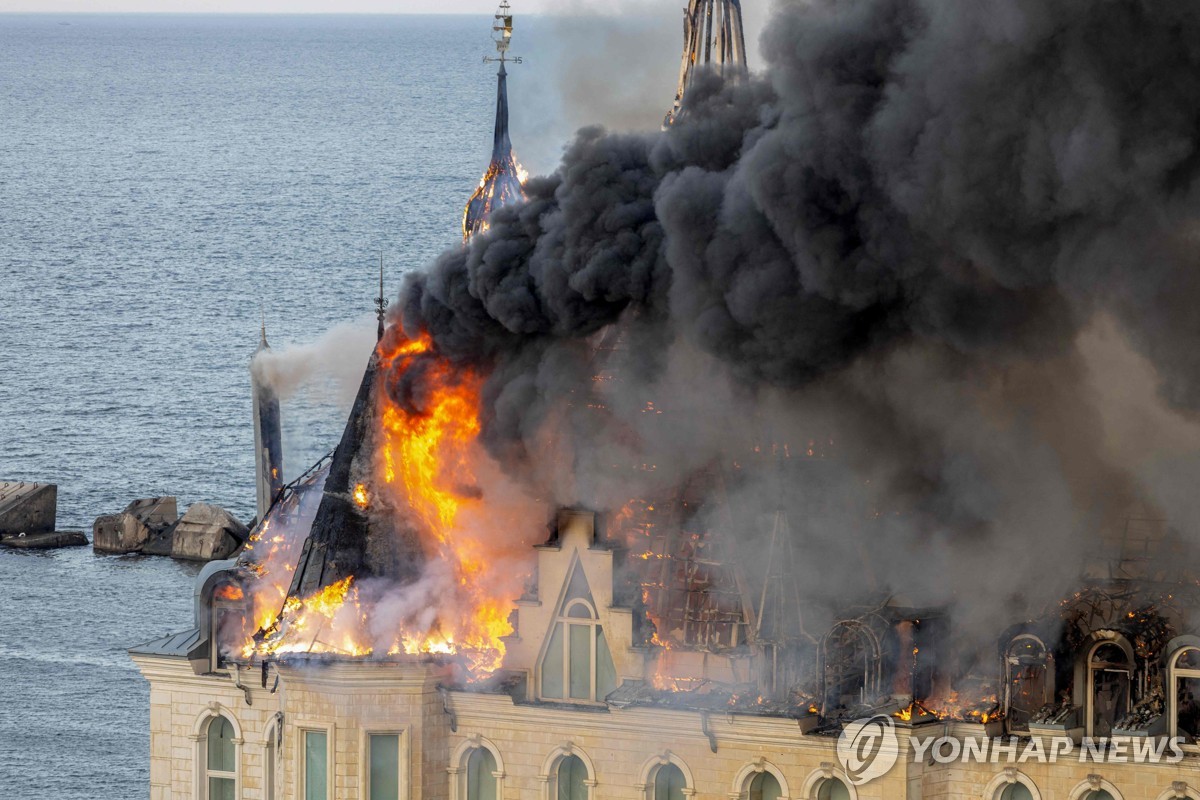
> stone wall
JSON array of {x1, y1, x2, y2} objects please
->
[{"x1": 131, "y1": 653, "x2": 1200, "y2": 800}]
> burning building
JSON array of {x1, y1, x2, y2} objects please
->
[{"x1": 132, "y1": 0, "x2": 1200, "y2": 799}]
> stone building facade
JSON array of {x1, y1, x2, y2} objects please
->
[{"x1": 133, "y1": 511, "x2": 1200, "y2": 800}]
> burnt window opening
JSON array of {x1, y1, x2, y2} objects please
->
[
  {"x1": 1087, "y1": 641, "x2": 1132, "y2": 737},
  {"x1": 211, "y1": 577, "x2": 250, "y2": 671},
  {"x1": 821, "y1": 621, "x2": 882, "y2": 716},
  {"x1": 1004, "y1": 635, "x2": 1053, "y2": 733},
  {"x1": 1170, "y1": 646, "x2": 1200, "y2": 740}
]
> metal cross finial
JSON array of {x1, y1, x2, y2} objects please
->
[{"x1": 375, "y1": 252, "x2": 389, "y2": 342}]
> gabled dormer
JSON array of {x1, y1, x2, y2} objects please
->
[{"x1": 504, "y1": 510, "x2": 640, "y2": 703}]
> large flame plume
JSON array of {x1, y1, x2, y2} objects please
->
[{"x1": 243, "y1": 332, "x2": 545, "y2": 679}]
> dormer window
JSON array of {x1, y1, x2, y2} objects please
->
[
  {"x1": 1004, "y1": 635, "x2": 1052, "y2": 733},
  {"x1": 1169, "y1": 646, "x2": 1200, "y2": 740},
  {"x1": 820, "y1": 620, "x2": 882, "y2": 715},
  {"x1": 538, "y1": 561, "x2": 617, "y2": 702},
  {"x1": 1087, "y1": 641, "x2": 1132, "y2": 737}
]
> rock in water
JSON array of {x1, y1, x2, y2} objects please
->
[
  {"x1": 0, "y1": 530, "x2": 88, "y2": 549},
  {"x1": 169, "y1": 503, "x2": 248, "y2": 561},
  {"x1": 93, "y1": 497, "x2": 178, "y2": 554}
]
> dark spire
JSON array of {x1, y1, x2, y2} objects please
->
[
  {"x1": 462, "y1": 2, "x2": 526, "y2": 242},
  {"x1": 257, "y1": 309, "x2": 270, "y2": 352},
  {"x1": 285, "y1": 350, "x2": 423, "y2": 600},
  {"x1": 285, "y1": 354, "x2": 376, "y2": 598},
  {"x1": 375, "y1": 252, "x2": 389, "y2": 343},
  {"x1": 492, "y1": 61, "x2": 512, "y2": 162}
]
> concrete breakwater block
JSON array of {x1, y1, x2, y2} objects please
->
[
  {"x1": 93, "y1": 498, "x2": 247, "y2": 561},
  {"x1": 0, "y1": 482, "x2": 57, "y2": 536},
  {"x1": 93, "y1": 497, "x2": 178, "y2": 554},
  {"x1": 1, "y1": 530, "x2": 88, "y2": 549},
  {"x1": 169, "y1": 503, "x2": 249, "y2": 561}
]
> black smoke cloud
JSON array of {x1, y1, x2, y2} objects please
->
[{"x1": 390, "y1": 0, "x2": 1200, "y2": 641}]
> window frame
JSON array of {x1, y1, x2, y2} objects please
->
[
  {"x1": 449, "y1": 736, "x2": 504, "y2": 800},
  {"x1": 363, "y1": 729, "x2": 407, "y2": 800},
  {"x1": 552, "y1": 753, "x2": 589, "y2": 800},
  {"x1": 540, "y1": 597, "x2": 609, "y2": 703},
  {"x1": 191, "y1": 709, "x2": 242, "y2": 800},
  {"x1": 202, "y1": 714, "x2": 239, "y2": 800},
  {"x1": 539, "y1": 746, "x2": 596, "y2": 800},
  {"x1": 638, "y1": 754, "x2": 695, "y2": 800},
  {"x1": 1169, "y1": 646, "x2": 1200, "y2": 741},
  {"x1": 1003, "y1": 634, "x2": 1053, "y2": 734},
  {"x1": 297, "y1": 722, "x2": 334, "y2": 800},
  {"x1": 1086, "y1": 640, "x2": 1133, "y2": 739}
]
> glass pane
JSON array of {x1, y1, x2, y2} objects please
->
[
  {"x1": 542, "y1": 622, "x2": 564, "y2": 699},
  {"x1": 564, "y1": 564, "x2": 592, "y2": 602},
  {"x1": 1000, "y1": 786, "x2": 1033, "y2": 800},
  {"x1": 467, "y1": 748, "x2": 497, "y2": 800},
  {"x1": 566, "y1": 603, "x2": 593, "y2": 619},
  {"x1": 1179, "y1": 648, "x2": 1200, "y2": 669},
  {"x1": 305, "y1": 730, "x2": 328, "y2": 800},
  {"x1": 207, "y1": 717, "x2": 236, "y2": 772},
  {"x1": 749, "y1": 772, "x2": 781, "y2": 800},
  {"x1": 369, "y1": 734, "x2": 400, "y2": 800},
  {"x1": 569, "y1": 624, "x2": 591, "y2": 700},
  {"x1": 654, "y1": 764, "x2": 685, "y2": 800},
  {"x1": 817, "y1": 779, "x2": 850, "y2": 800},
  {"x1": 558, "y1": 755, "x2": 586, "y2": 800},
  {"x1": 209, "y1": 776, "x2": 235, "y2": 800},
  {"x1": 1085, "y1": 792, "x2": 1115, "y2": 800},
  {"x1": 596, "y1": 627, "x2": 617, "y2": 700}
]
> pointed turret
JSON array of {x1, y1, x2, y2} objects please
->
[
  {"x1": 463, "y1": 1, "x2": 527, "y2": 241},
  {"x1": 251, "y1": 315, "x2": 284, "y2": 520},
  {"x1": 286, "y1": 351, "x2": 423, "y2": 599},
  {"x1": 664, "y1": 0, "x2": 749, "y2": 128}
]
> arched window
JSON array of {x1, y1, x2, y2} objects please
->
[
  {"x1": 1087, "y1": 642, "x2": 1132, "y2": 737},
  {"x1": 821, "y1": 621, "x2": 882, "y2": 715},
  {"x1": 748, "y1": 772, "x2": 781, "y2": 800},
  {"x1": 1169, "y1": 646, "x2": 1200, "y2": 739},
  {"x1": 206, "y1": 716, "x2": 237, "y2": 800},
  {"x1": 998, "y1": 785, "x2": 1034, "y2": 800},
  {"x1": 555, "y1": 754, "x2": 588, "y2": 800},
  {"x1": 540, "y1": 562, "x2": 618, "y2": 703},
  {"x1": 1004, "y1": 635, "x2": 1053, "y2": 732},
  {"x1": 814, "y1": 778, "x2": 850, "y2": 800},
  {"x1": 1082, "y1": 792, "x2": 1116, "y2": 800},
  {"x1": 467, "y1": 747, "x2": 498, "y2": 800},
  {"x1": 654, "y1": 764, "x2": 686, "y2": 800}
]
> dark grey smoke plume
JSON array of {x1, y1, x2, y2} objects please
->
[{"x1": 390, "y1": 0, "x2": 1200, "y2": 644}]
